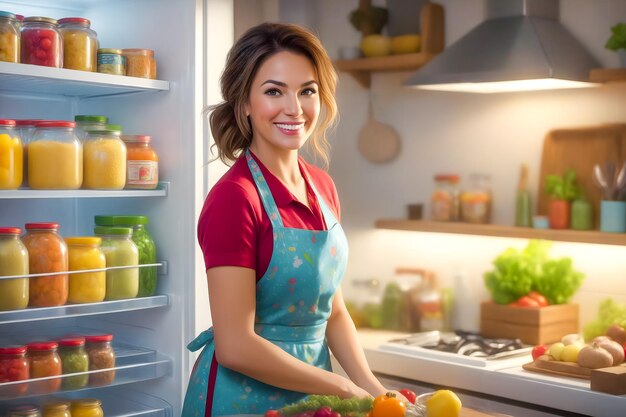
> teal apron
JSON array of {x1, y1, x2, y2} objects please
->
[{"x1": 182, "y1": 150, "x2": 349, "y2": 416}]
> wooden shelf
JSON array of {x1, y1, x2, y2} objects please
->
[
  {"x1": 375, "y1": 219, "x2": 626, "y2": 246},
  {"x1": 589, "y1": 68, "x2": 626, "y2": 84}
]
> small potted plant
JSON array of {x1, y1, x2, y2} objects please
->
[
  {"x1": 605, "y1": 23, "x2": 626, "y2": 67},
  {"x1": 349, "y1": 2, "x2": 390, "y2": 57},
  {"x1": 545, "y1": 169, "x2": 581, "y2": 229}
]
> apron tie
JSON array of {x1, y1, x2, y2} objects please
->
[{"x1": 187, "y1": 327, "x2": 214, "y2": 352}]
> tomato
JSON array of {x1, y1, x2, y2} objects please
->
[
  {"x1": 528, "y1": 291, "x2": 548, "y2": 307},
  {"x1": 398, "y1": 389, "x2": 417, "y2": 404},
  {"x1": 372, "y1": 393, "x2": 406, "y2": 417},
  {"x1": 265, "y1": 410, "x2": 281, "y2": 417},
  {"x1": 531, "y1": 344, "x2": 549, "y2": 361},
  {"x1": 515, "y1": 296, "x2": 540, "y2": 308}
]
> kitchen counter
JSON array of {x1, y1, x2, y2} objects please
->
[{"x1": 355, "y1": 330, "x2": 625, "y2": 417}]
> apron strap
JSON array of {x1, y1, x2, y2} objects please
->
[
  {"x1": 306, "y1": 176, "x2": 339, "y2": 229},
  {"x1": 245, "y1": 149, "x2": 284, "y2": 229}
]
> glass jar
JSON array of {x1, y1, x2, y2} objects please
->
[
  {"x1": 42, "y1": 401, "x2": 71, "y2": 417},
  {"x1": 0, "y1": 227, "x2": 29, "y2": 311},
  {"x1": 0, "y1": 119, "x2": 23, "y2": 189},
  {"x1": 0, "y1": 11, "x2": 20, "y2": 63},
  {"x1": 29, "y1": 121, "x2": 82, "y2": 189},
  {"x1": 83, "y1": 124, "x2": 126, "y2": 189},
  {"x1": 58, "y1": 17, "x2": 97, "y2": 71},
  {"x1": 70, "y1": 399, "x2": 103, "y2": 417},
  {"x1": 58, "y1": 337, "x2": 89, "y2": 389},
  {"x1": 21, "y1": 16, "x2": 62, "y2": 67},
  {"x1": 94, "y1": 226, "x2": 139, "y2": 300},
  {"x1": 66, "y1": 236, "x2": 106, "y2": 303},
  {"x1": 5, "y1": 405, "x2": 41, "y2": 417},
  {"x1": 23, "y1": 222, "x2": 69, "y2": 307},
  {"x1": 122, "y1": 135, "x2": 159, "y2": 189},
  {"x1": 122, "y1": 48, "x2": 156, "y2": 79},
  {"x1": 15, "y1": 119, "x2": 43, "y2": 188},
  {"x1": 460, "y1": 173, "x2": 492, "y2": 224},
  {"x1": 0, "y1": 345, "x2": 29, "y2": 396},
  {"x1": 85, "y1": 333, "x2": 115, "y2": 386},
  {"x1": 27, "y1": 341, "x2": 62, "y2": 394},
  {"x1": 95, "y1": 215, "x2": 157, "y2": 296},
  {"x1": 74, "y1": 115, "x2": 107, "y2": 141},
  {"x1": 97, "y1": 48, "x2": 124, "y2": 75},
  {"x1": 431, "y1": 174, "x2": 460, "y2": 221}
]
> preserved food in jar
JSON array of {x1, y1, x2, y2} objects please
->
[
  {"x1": 0, "y1": 119, "x2": 23, "y2": 189},
  {"x1": 94, "y1": 226, "x2": 138, "y2": 300},
  {"x1": 15, "y1": 119, "x2": 43, "y2": 188},
  {"x1": 27, "y1": 342, "x2": 61, "y2": 394},
  {"x1": 122, "y1": 48, "x2": 156, "y2": 79},
  {"x1": 0, "y1": 11, "x2": 19, "y2": 63},
  {"x1": 21, "y1": 17, "x2": 62, "y2": 68},
  {"x1": 23, "y1": 222, "x2": 68, "y2": 307},
  {"x1": 83, "y1": 125, "x2": 126, "y2": 189},
  {"x1": 0, "y1": 227, "x2": 29, "y2": 311},
  {"x1": 85, "y1": 333, "x2": 115, "y2": 385},
  {"x1": 42, "y1": 402, "x2": 70, "y2": 417},
  {"x1": 5, "y1": 405, "x2": 41, "y2": 417},
  {"x1": 70, "y1": 399, "x2": 103, "y2": 417},
  {"x1": 74, "y1": 115, "x2": 107, "y2": 141},
  {"x1": 66, "y1": 237, "x2": 106, "y2": 303},
  {"x1": 95, "y1": 215, "x2": 157, "y2": 296},
  {"x1": 432, "y1": 174, "x2": 460, "y2": 221},
  {"x1": 29, "y1": 121, "x2": 82, "y2": 189},
  {"x1": 58, "y1": 17, "x2": 97, "y2": 71},
  {"x1": 122, "y1": 135, "x2": 159, "y2": 189},
  {"x1": 97, "y1": 48, "x2": 124, "y2": 75},
  {"x1": 460, "y1": 173, "x2": 492, "y2": 224},
  {"x1": 58, "y1": 337, "x2": 88, "y2": 389},
  {"x1": 0, "y1": 345, "x2": 29, "y2": 396}
]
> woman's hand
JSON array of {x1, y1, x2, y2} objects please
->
[{"x1": 335, "y1": 376, "x2": 373, "y2": 399}]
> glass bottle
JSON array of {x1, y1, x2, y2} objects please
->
[
  {"x1": 42, "y1": 401, "x2": 71, "y2": 417},
  {"x1": 27, "y1": 341, "x2": 62, "y2": 394},
  {"x1": 21, "y1": 16, "x2": 62, "y2": 67},
  {"x1": 85, "y1": 333, "x2": 116, "y2": 386},
  {"x1": 83, "y1": 124, "x2": 127, "y2": 190},
  {"x1": 122, "y1": 135, "x2": 159, "y2": 189},
  {"x1": 0, "y1": 227, "x2": 29, "y2": 310},
  {"x1": 0, "y1": 119, "x2": 23, "y2": 189},
  {"x1": 74, "y1": 115, "x2": 107, "y2": 141},
  {"x1": 58, "y1": 337, "x2": 89, "y2": 389},
  {"x1": 66, "y1": 236, "x2": 106, "y2": 303},
  {"x1": 0, "y1": 345, "x2": 29, "y2": 396},
  {"x1": 0, "y1": 11, "x2": 20, "y2": 63},
  {"x1": 460, "y1": 173, "x2": 492, "y2": 224},
  {"x1": 5, "y1": 405, "x2": 41, "y2": 417},
  {"x1": 431, "y1": 174, "x2": 460, "y2": 221},
  {"x1": 416, "y1": 272, "x2": 444, "y2": 332},
  {"x1": 58, "y1": 17, "x2": 97, "y2": 71},
  {"x1": 94, "y1": 226, "x2": 139, "y2": 300},
  {"x1": 122, "y1": 48, "x2": 156, "y2": 79},
  {"x1": 70, "y1": 398, "x2": 104, "y2": 417}
]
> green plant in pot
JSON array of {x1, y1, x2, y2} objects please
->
[
  {"x1": 545, "y1": 169, "x2": 581, "y2": 230},
  {"x1": 349, "y1": 3, "x2": 390, "y2": 57},
  {"x1": 605, "y1": 23, "x2": 626, "y2": 67}
]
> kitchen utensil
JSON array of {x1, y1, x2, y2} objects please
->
[
  {"x1": 616, "y1": 161, "x2": 626, "y2": 199},
  {"x1": 357, "y1": 98, "x2": 401, "y2": 164},
  {"x1": 605, "y1": 160, "x2": 617, "y2": 200},
  {"x1": 593, "y1": 163, "x2": 610, "y2": 200}
]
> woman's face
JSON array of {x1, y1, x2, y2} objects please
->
[{"x1": 245, "y1": 50, "x2": 320, "y2": 153}]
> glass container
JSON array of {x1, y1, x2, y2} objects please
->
[
  {"x1": 15, "y1": 119, "x2": 43, "y2": 188},
  {"x1": 122, "y1": 135, "x2": 159, "y2": 189},
  {"x1": 85, "y1": 333, "x2": 115, "y2": 385},
  {"x1": 27, "y1": 341, "x2": 61, "y2": 394},
  {"x1": 58, "y1": 337, "x2": 88, "y2": 389},
  {"x1": 29, "y1": 121, "x2": 82, "y2": 189},
  {"x1": 58, "y1": 17, "x2": 97, "y2": 71},
  {"x1": 42, "y1": 401, "x2": 71, "y2": 417},
  {"x1": 0, "y1": 11, "x2": 20, "y2": 63},
  {"x1": 97, "y1": 47, "x2": 124, "y2": 75},
  {"x1": 460, "y1": 173, "x2": 492, "y2": 224},
  {"x1": 70, "y1": 399, "x2": 103, "y2": 417},
  {"x1": 94, "y1": 226, "x2": 139, "y2": 300},
  {"x1": 0, "y1": 227, "x2": 29, "y2": 311},
  {"x1": 431, "y1": 174, "x2": 460, "y2": 221},
  {"x1": 83, "y1": 124, "x2": 126, "y2": 190},
  {"x1": 21, "y1": 16, "x2": 62, "y2": 67},
  {"x1": 122, "y1": 48, "x2": 156, "y2": 79},
  {"x1": 5, "y1": 405, "x2": 41, "y2": 417},
  {"x1": 66, "y1": 236, "x2": 106, "y2": 303},
  {"x1": 0, "y1": 119, "x2": 23, "y2": 189},
  {"x1": 0, "y1": 345, "x2": 29, "y2": 396},
  {"x1": 74, "y1": 115, "x2": 107, "y2": 141}
]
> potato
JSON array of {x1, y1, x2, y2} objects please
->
[
  {"x1": 561, "y1": 333, "x2": 583, "y2": 346},
  {"x1": 606, "y1": 324, "x2": 626, "y2": 345},
  {"x1": 577, "y1": 344, "x2": 614, "y2": 369},
  {"x1": 597, "y1": 339, "x2": 625, "y2": 365}
]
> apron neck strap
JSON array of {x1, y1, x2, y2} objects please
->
[{"x1": 245, "y1": 149, "x2": 284, "y2": 228}]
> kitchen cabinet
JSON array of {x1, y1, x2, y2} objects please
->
[{"x1": 589, "y1": 67, "x2": 626, "y2": 84}]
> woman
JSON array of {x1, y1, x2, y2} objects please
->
[{"x1": 183, "y1": 22, "x2": 388, "y2": 416}]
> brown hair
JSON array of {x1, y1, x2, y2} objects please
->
[{"x1": 208, "y1": 22, "x2": 338, "y2": 167}]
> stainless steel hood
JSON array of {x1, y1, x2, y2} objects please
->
[{"x1": 406, "y1": 0, "x2": 600, "y2": 93}]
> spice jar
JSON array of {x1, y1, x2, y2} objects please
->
[
  {"x1": 122, "y1": 135, "x2": 159, "y2": 189},
  {"x1": 74, "y1": 115, "x2": 107, "y2": 141},
  {"x1": 0, "y1": 227, "x2": 29, "y2": 311},
  {"x1": 27, "y1": 341, "x2": 62, "y2": 394},
  {"x1": 431, "y1": 174, "x2": 460, "y2": 221},
  {"x1": 23, "y1": 222, "x2": 69, "y2": 307},
  {"x1": 58, "y1": 337, "x2": 89, "y2": 389},
  {"x1": 94, "y1": 226, "x2": 139, "y2": 300},
  {"x1": 29, "y1": 121, "x2": 82, "y2": 189},
  {"x1": 122, "y1": 48, "x2": 156, "y2": 79},
  {"x1": 460, "y1": 173, "x2": 492, "y2": 224},
  {"x1": 0, "y1": 11, "x2": 20, "y2": 63},
  {"x1": 21, "y1": 16, "x2": 62, "y2": 67},
  {"x1": 0, "y1": 345, "x2": 29, "y2": 396},
  {"x1": 5, "y1": 405, "x2": 41, "y2": 417},
  {"x1": 83, "y1": 124, "x2": 126, "y2": 189},
  {"x1": 42, "y1": 401, "x2": 71, "y2": 417},
  {"x1": 85, "y1": 333, "x2": 115, "y2": 385},
  {"x1": 70, "y1": 399, "x2": 104, "y2": 417},
  {"x1": 58, "y1": 17, "x2": 97, "y2": 71},
  {"x1": 0, "y1": 119, "x2": 23, "y2": 189},
  {"x1": 66, "y1": 236, "x2": 106, "y2": 303},
  {"x1": 97, "y1": 48, "x2": 124, "y2": 75}
]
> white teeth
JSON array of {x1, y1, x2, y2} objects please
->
[{"x1": 276, "y1": 123, "x2": 303, "y2": 131}]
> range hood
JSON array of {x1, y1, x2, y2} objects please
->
[{"x1": 406, "y1": 0, "x2": 600, "y2": 93}]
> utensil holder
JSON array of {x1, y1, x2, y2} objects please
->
[{"x1": 600, "y1": 200, "x2": 626, "y2": 233}]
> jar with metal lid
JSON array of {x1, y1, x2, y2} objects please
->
[
  {"x1": 0, "y1": 119, "x2": 23, "y2": 189},
  {"x1": 97, "y1": 47, "x2": 124, "y2": 75},
  {"x1": 27, "y1": 341, "x2": 62, "y2": 393},
  {"x1": 431, "y1": 174, "x2": 460, "y2": 221},
  {"x1": 95, "y1": 215, "x2": 157, "y2": 296},
  {"x1": 5, "y1": 405, "x2": 41, "y2": 417},
  {"x1": 70, "y1": 399, "x2": 103, "y2": 417},
  {"x1": 58, "y1": 17, "x2": 97, "y2": 71},
  {"x1": 15, "y1": 119, "x2": 43, "y2": 188},
  {"x1": 74, "y1": 115, "x2": 107, "y2": 141},
  {"x1": 83, "y1": 124, "x2": 126, "y2": 189},
  {"x1": 0, "y1": 227, "x2": 29, "y2": 311},
  {"x1": 66, "y1": 236, "x2": 106, "y2": 303},
  {"x1": 0, "y1": 11, "x2": 20, "y2": 63},
  {"x1": 23, "y1": 222, "x2": 69, "y2": 307},
  {"x1": 58, "y1": 337, "x2": 89, "y2": 389},
  {"x1": 29, "y1": 120, "x2": 82, "y2": 189},
  {"x1": 42, "y1": 401, "x2": 70, "y2": 417},
  {"x1": 94, "y1": 226, "x2": 139, "y2": 300},
  {"x1": 0, "y1": 345, "x2": 29, "y2": 396},
  {"x1": 122, "y1": 135, "x2": 159, "y2": 189},
  {"x1": 460, "y1": 173, "x2": 492, "y2": 224},
  {"x1": 85, "y1": 333, "x2": 115, "y2": 385},
  {"x1": 21, "y1": 16, "x2": 62, "y2": 67},
  {"x1": 122, "y1": 48, "x2": 156, "y2": 79}
]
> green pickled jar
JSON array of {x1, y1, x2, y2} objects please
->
[
  {"x1": 58, "y1": 337, "x2": 88, "y2": 389},
  {"x1": 94, "y1": 226, "x2": 139, "y2": 300},
  {"x1": 94, "y1": 215, "x2": 157, "y2": 296}
]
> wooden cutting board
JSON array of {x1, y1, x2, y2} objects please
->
[{"x1": 523, "y1": 355, "x2": 591, "y2": 379}]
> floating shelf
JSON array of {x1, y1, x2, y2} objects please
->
[
  {"x1": 589, "y1": 67, "x2": 626, "y2": 84},
  {"x1": 0, "y1": 182, "x2": 169, "y2": 199},
  {"x1": 375, "y1": 219, "x2": 626, "y2": 246}
]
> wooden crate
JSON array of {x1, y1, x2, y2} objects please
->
[{"x1": 480, "y1": 302, "x2": 579, "y2": 345}]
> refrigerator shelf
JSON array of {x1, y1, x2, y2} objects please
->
[
  {"x1": 0, "y1": 61, "x2": 169, "y2": 98},
  {"x1": 0, "y1": 182, "x2": 169, "y2": 199},
  {"x1": 0, "y1": 295, "x2": 169, "y2": 325},
  {"x1": 0, "y1": 262, "x2": 164, "y2": 280}
]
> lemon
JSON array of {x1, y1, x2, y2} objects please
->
[
  {"x1": 360, "y1": 34, "x2": 391, "y2": 57},
  {"x1": 426, "y1": 390, "x2": 462, "y2": 417},
  {"x1": 390, "y1": 34, "x2": 421, "y2": 54}
]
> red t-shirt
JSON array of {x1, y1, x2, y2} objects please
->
[{"x1": 197, "y1": 151, "x2": 341, "y2": 281}]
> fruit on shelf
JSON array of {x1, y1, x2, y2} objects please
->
[
  {"x1": 360, "y1": 34, "x2": 391, "y2": 57},
  {"x1": 549, "y1": 342, "x2": 565, "y2": 361},
  {"x1": 561, "y1": 343, "x2": 582, "y2": 363},
  {"x1": 390, "y1": 34, "x2": 421, "y2": 54},
  {"x1": 531, "y1": 344, "x2": 549, "y2": 361}
]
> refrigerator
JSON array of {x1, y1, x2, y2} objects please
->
[{"x1": 0, "y1": 0, "x2": 229, "y2": 415}]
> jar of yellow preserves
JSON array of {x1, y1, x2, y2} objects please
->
[
  {"x1": 58, "y1": 17, "x2": 97, "y2": 71},
  {"x1": 0, "y1": 119, "x2": 23, "y2": 189},
  {"x1": 0, "y1": 227, "x2": 29, "y2": 311},
  {"x1": 83, "y1": 125, "x2": 126, "y2": 190},
  {"x1": 42, "y1": 401, "x2": 71, "y2": 417},
  {"x1": 29, "y1": 121, "x2": 82, "y2": 189},
  {"x1": 94, "y1": 226, "x2": 138, "y2": 300},
  {"x1": 70, "y1": 399, "x2": 103, "y2": 417},
  {"x1": 15, "y1": 119, "x2": 43, "y2": 188},
  {"x1": 0, "y1": 11, "x2": 19, "y2": 63},
  {"x1": 65, "y1": 236, "x2": 106, "y2": 303}
]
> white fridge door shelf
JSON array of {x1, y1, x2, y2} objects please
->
[{"x1": 0, "y1": 182, "x2": 169, "y2": 199}]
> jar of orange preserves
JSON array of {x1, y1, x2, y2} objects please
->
[
  {"x1": 23, "y1": 222, "x2": 68, "y2": 307},
  {"x1": 0, "y1": 119, "x2": 23, "y2": 190},
  {"x1": 0, "y1": 227, "x2": 29, "y2": 311},
  {"x1": 66, "y1": 237, "x2": 106, "y2": 303},
  {"x1": 122, "y1": 48, "x2": 156, "y2": 79},
  {"x1": 0, "y1": 11, "x2": 20, "y2": 63},
  {"x1": 122, "y1": 135, "x2": 159, "y2": 189},
  {"x1": 58, "y1": 17, "x2": 97, "y2": 72},
  {"x1": 70, "y1": 399, "x2": 103, "y2": 417},
  {"x1": 0, "y1": 345, "x2": 29, "y2": 396},
  {"x1": 42, "y1": 401, "x2": 71, "y2": 417},
  {"x1": 27, "y1": 341, "x2": 62, "y2": 394}
]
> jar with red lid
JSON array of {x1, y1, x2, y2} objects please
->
[
  {"x1": 0, "y1": 11, "x2": 20, "y2": 63},
  {"x1": 0, "y1": 227, "x2": 29, "y2": 311},
  {"x1": 122, "y1": 135, "x2": 159, "y2": 189},
  {"x1": 27, "y1": 341, "x2": 62, "y2": 394},
  {"x1": 0, "y1": 119, "x2": 23, "y2": 189},
  {"x1": 15, "y1": 119, "x2": 43, "y2": 188},
  {"x1": 29, "y1": 121, "x2": 82, "y2": 189},
  {"x1": 58, "y1": 337, "x2": 88, "y2": 389},
  {"x1": 432, "y1": 174, "x2": 460, "y2": 221},
  {"x1": 85, "y1": 333, "x2": 115, "y2": 385},
  {"x1": 0, "y1": 345, "x2": 29, "y2": 396},
  {"x1": 20, "y1": 16, "x2": 62, "y2": 67},
  {"x1": 22, "y1": 222, "x2": 68, "y2": 307},
  {"x1": 58, "y1": 17, "x2": 97, "y2": 72}
]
